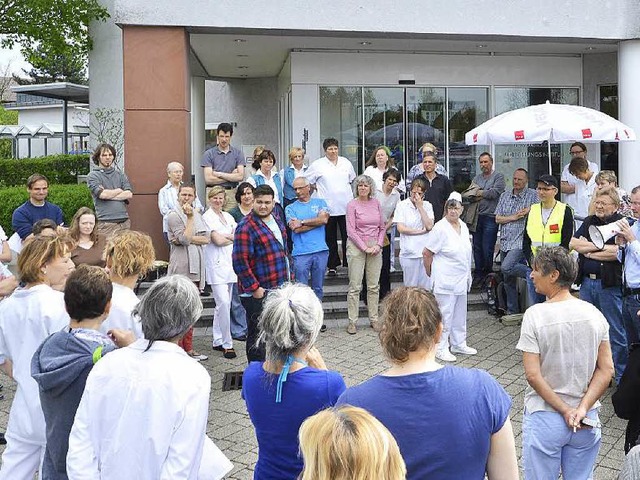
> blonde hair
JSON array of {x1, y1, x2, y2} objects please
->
[
  {"x1": 288, "y1": 147, "x2": 304, "y2": 163},
  {"x1": 595, "y1": 186, "x2": 621, "y2": 207},
  {"x1": 595, "y1": 170, "x2": 618, "y2": 186},
  {"x1": 207, "y1": 185, "x2": 226, "y2": 199},
  {"x1": 299, "y1": 406, "x2": 406, "y2": 480},
  {"x1": 18, "y1": 236, "x2": 71, "y2": 284},
  {"x1": 104, "y1": 230, "x2": 155, "y2": 278}
]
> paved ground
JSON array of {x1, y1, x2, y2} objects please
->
[{"x1": 0, "y1": 308, "x2": 626, "y2": 478}]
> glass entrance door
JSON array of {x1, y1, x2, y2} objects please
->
[{"x1": 363, "y1": 88, "x2": 405, "y2": 175}]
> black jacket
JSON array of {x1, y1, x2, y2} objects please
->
[{"x1": 613, "y1": 343, "x2": 640, "y2": 453}]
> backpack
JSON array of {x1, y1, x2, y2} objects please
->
[{"x1": 481, "y1": 273, "x2": 507, "y2": 317}]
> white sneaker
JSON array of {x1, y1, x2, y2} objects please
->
[
  {"x1": 436, "y1": 349, "x2": 457, "y2": 362},
  {"x1": 451, "y1": 344, "x2": 478, "y2": 355}
]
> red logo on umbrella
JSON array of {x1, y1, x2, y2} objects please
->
[
  {"x1": 473, "y1": 133, "x2": 478, "y2": 143},
  {"x1": 514, "y1": 130, "x2": 525, "y2": 141},
  {"x1": 582, "y1": 129, "x2": 592, "y2": 139}
]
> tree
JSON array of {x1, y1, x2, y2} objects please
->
[
  {"x1": 89, "y1": 108, "x2": 124, "y2": 164},
  {"x1": 0, "y1": 0, "x2": 109, "y2": 82},
  {"x1": 13, "y1": 44, "x2": 88, "y2": 85},
  {"x1": 0, "y1": 106, "x2": 18, "y2": 159}
]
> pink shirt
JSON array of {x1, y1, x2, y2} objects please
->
[{"x1": 346, "y1": 198, "x2": 386, "y2": 251}]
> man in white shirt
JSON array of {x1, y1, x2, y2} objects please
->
[
  {"x1": 304, "y1": 138, "x2": 356, "y2": 275},
  {"x1": 561, "y1": 142, "x2": 599, "y2": 223},
  {"x1": 568, "y1": 156, "x2": 597, "y2": 229},
  {"x1": 394, "y1": 177, "x2": 435, "y2": 289}
]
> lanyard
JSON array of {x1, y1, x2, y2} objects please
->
[{"x1": 275, "y1": 355, "x2": 308, "y2": 403}]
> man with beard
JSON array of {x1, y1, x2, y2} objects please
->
[{"x1": 233, "y1": 185, "x2": 290, "y2": 362}]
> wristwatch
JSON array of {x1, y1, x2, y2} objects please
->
[{"x1": 300, "y1": 220, "x2": 305, "y2": 226}]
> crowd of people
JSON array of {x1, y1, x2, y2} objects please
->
[{"x1": 1, "y1": 121, "x2": 640, "y2": 479}]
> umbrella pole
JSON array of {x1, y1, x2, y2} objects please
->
[{"x1": 547, "y1": 142, "x2": 552, "y2": 175}]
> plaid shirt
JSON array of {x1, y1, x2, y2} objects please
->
[
  {"x1": 232, "y1": 209, "x2": 290, "y2": 294},
  {"x1": 494, "y1": 188, "x2": 539, "y2": 251}
]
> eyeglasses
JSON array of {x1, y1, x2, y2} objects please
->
[
  {"x1": 536, "y1": 186, "x2": 556, "y2": 191},
  {"x1": 593, "y1": 201, "x2": 615, "y2": 207},
  {"x1": 570, "y1": 150, "x2": 585, "y2": 155}
]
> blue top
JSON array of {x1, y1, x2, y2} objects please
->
[
  {"x1": 12, "y1": 200, "x2": 64, "y2": 239},
  {"x1": 620, "y1": 221, "x2": 640, "y2": 288},
  {"x1": 285, "y1": 198, "x2": 330, "y2": 256},
  {"x1": 337, "y1": 366, "x2": 511, "y2": 480},
  {"x1": 242, "y1": 361, "x2": 346, "y2": 480}
]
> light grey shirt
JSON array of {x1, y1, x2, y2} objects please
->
[
  {"x1": 472, "y1": 170, "x2": 506, "y2": 216},
  {"x1": 516, "y1": 298, "x2": 609, "y2": 413}
]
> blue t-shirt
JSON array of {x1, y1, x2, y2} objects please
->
[
  {"x1": 12, "y1": 201, "x2": 64, "y2": 239},
  {"x1": 242, "y1": 361, "x2": 346, "y2": 480},
  {"x1": 337, "y1": 366, "x2": 511, "y2": 480},
  {"x1": 284, "y1": 199, "x2": 330, "y2": 256}
]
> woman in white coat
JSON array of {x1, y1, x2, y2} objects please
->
[
  {"x1": 203, "y1": 186, "x2": 237, "y2": 359},
  {"x1": 0, "y1": 236, "x2": 74, "y2": 479},
  {"x1": 423, "y1": 192, "x2": 476, "y2": 362}
]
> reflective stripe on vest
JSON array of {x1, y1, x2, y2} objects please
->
[{"x1": 526, "y1": 202, "x2": 567, "y2": 257}]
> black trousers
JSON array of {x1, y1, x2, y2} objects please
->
[
  {"x1": 380, "y1": 234, "x2": 392, "y2": 299},
  {"x1": 326, "y1": 215, "x2": 348, "y2": 269},
  {"x1": 241, "y1": 296, "x2": 266, "y2": 363}
]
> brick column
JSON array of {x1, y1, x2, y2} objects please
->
[{"x1": 122, "y1": 26, "x2": 191, "y2": 260}]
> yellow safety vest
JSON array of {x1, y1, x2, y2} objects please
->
[{"x1": 526, "y1": 202, "x2": 567, "y2": 257}]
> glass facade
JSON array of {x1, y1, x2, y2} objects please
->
[
  {"x1": 599, "y1": 85, "x2": 619, "y2": 174},
  {"x1": 319, "y1": 85, "x2": 579, "y2": 190}
]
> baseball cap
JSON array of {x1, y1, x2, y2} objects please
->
[{"x1": 537, "y1": 174, "x2": 558, "y2": 188}]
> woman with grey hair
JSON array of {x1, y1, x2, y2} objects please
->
[
  {"x1": 67, "y1": 275, "x2": 233, "y2": 479},
  {"x1": 345, "y1": 174, "x2": 386, "y2": 334},
  {"x1": 516, "y1": 246, "x2": 613, "y2": 479},
  {"x1": 242, "y1": 283, "x2": 346, "y2": 480},
  {"x1": 423, "y1": 191, "x2": 474, "y2": 362}
]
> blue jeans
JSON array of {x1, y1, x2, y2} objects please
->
[
  {"x1": 230, "y1": 283, "x2": 247, "y2": 339},
  {"x1": 526, "y1": 268, "x2": 546, "y2": 307},
  {"x1": 472, "y1": 214, "x2": 499, "y2": 278},
  {"x1": 580, "y1": 278, "x2": 627, "y2": 383},
  {"x1": 293, "y1": 250, "x2": 329, "y2": 300},
  {"x1": 623, "y1": 293, "x2": 640, "y2": 346},
  {"x1": 500, "y1": 248, "x2": 529, "y2": 314},
  {"x1": 522, "y1": 409, "x2": 601, "y2": 480}
]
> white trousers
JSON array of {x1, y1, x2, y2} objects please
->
[
  {"x1": 399, "y1": 257, "x2": 432, "y2": 290},
  {"x1": 0, "y1": 433, "x2": 44, "y2": 480},
  {"x1": 435, "y1": 292, "x2": 468, "y2": 351},
  {"x1": 211, "y1": 283, "x2": 234, "y2": 349}
]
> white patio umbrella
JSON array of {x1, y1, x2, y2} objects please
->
[{"x1": 465, "y1": 101, "x2": 636, "y2": 174}]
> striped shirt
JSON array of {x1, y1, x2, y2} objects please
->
[{"x1": 494, "y1": 188, "x2": 539, "y2": 251}]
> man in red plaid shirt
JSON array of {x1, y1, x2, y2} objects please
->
[{"x1": 233, "y1": 184, "x2": 290, "y2": 362}]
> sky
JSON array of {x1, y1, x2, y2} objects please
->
[{"x1": 0, "y1": 44, "x2": 32, "y2": 76}]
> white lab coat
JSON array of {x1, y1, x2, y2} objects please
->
[
  {"x1": 99, "y1": 282, "x2": 144, "y2": 339},
  {"x1": 425, "y1": 218, "x2": 472, "y2": 295},
  {"x1": 0, "y1": 285, "x2": 68, "y2": 446},
  {"x1": 67, "y1": 339, "x2": 231, "y2": 480}
]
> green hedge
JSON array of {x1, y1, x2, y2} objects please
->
[
  {"x1": 0, "y1": 155, "x2": 90, "y2": 187},
  {"x1": 0, "y1": 184, "x2": 94, "y2": 237}
]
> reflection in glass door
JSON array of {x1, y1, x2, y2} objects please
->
[
  {"x1": 406, "y1": 88, "x2": 446, "y2": 182},
  {"x1": 363, "y1": 88, "x2": 405, "y2": 175}
]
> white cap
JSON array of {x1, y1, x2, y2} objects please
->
[{"x1": 448, "y1": 191, "x2": 462, "y2": 203}]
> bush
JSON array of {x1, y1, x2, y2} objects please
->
[
  {"x1": 0, "y1": 184, "x2": 94, "y2": 237},
  {"x1": 0, "y1": 155, "x2": 90, "y2": 187}
]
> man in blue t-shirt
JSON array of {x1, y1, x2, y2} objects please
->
[
  {"x1": 285, "y1": 177, "x2": 330, "y2": 307},
  {"x1": 12, "y1": 174, "x2": 64, "y2": 242}
]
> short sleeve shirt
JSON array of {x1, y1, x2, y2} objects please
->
[
  {"x1": 285, "y1": 199, "x2": 329, "y2": 256},
  {"x1": 200, "y1": 146, "x2": 245, "y2": 186},
  {"x1": 516, "y1": 298, "x2": 609, "y2": 413},
  {"x1": 393, "y1": 198, "x2": 434, "y2": 258},
  {"x1": 304, "y1": 156, "x2": 356, "y2": 216}
]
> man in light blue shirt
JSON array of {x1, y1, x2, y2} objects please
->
[
  {"x1": 617, "y1": 186, "x2": 640, "y2": 347},
  {"x1": 285, "y1": 177, "x2": 330, "y2": 332}
]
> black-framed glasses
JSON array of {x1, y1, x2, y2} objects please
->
[{"x1": 570, "y1": 150, "x2": 585, "y2": 155}]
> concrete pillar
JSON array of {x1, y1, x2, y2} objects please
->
[
  {"x1": 191, "y1": 76, "x2": 206, "y2": 208},
  {"x1": 618, "y1": 40, "x2": 640, "y2": 192},
  {"x1": 122, "y1": 26, "x2": 191, "y2": 260}
]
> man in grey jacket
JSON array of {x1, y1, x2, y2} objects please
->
[
  {"x1": 469, "y1": 152, "x2": 505, "y2": 285},
  {"x1": 86, "y1": 143, "x2": 133, "y2": 237}
]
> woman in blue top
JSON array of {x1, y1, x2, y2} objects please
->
[
  {"x1": 337, "y1": 286, "x2": 518, "y2": 480},
  {"x1": 242, "y1": 283, "x2": 346, "y2": 480}
]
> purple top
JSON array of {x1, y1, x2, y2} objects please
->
[{"x1": 346, "y1": 198, "x2": 386, "y2": 251}]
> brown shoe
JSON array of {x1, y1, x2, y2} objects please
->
[{"x1": 347, "y1": 323, "x2": 357, "y2": 335}]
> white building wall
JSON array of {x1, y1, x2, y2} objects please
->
[
  {"x1": 203, "y1": 78, "x2": 279, "y2": 161},
  {"x1": 114, "y1": 0, "x2": 640, "y2": 40}
]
